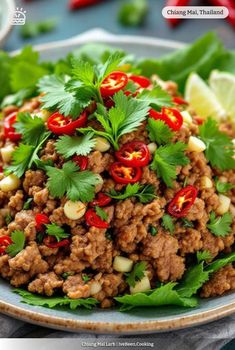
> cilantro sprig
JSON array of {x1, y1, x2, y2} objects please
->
[
  {"x1": 207, "y1": 211, "x2": 232, "y2": 237},
  {"x1": 199, "y1": 117, "x2": 235, "y2": 171},
  {"x1": 125, "y1": 261, "x2": 146, "y2": 288},
  {"x1": 162, "y1": 214, "x2": 174, "y2": 234},
  {"x1": 15, "y1": 112, "x2": 46, "y2": 146},
  {"x1": 107, "y1": 183, "x2": 156, "y2": 203},
  {"x1": 45, "y1": 161, "x2": 101, "y2": 202},
  {"x1": 150, "y1": 142, "x2": 189, "y2": 187},
  {"x1": 215, "y1": 178, "x2": 234, "y2": 194},
  {"x1": 45, "y1": 223, "x2": 69, "y2": 242},
  {"x1": 6, "y1": 230, "x2": 25, "y2": 257},
  {"x1": 147, "y1": 118, "x2": 173, "y2": 145}
]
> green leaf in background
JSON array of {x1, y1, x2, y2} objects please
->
[
  {"x1": 137, "y1": 32, "x2": 224, "y2": 92},
  {"x1": 20, "y1": 19, "x2": 57, "y2": 39},
  {"x1": 118, "y1": 0, "x2": 149, "y2": 27}
]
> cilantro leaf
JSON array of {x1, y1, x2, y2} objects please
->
[
  {"x1": 1, "y1": 88, "x2": 35, "y2": 109},
  {"x1": 215, "y1": 178, "x2": 234, "y2": 194},
  {"x1": 196, "y1": 250, "x2": 212, "y2": 263},
  {"x1": 38, "y1": 75, "x2": 94, "y2": 118},
  {"x1": 150, "y1": 142, "x2": 189, "y2": 187},
  {"x1": 80, "y1": 91, "x2": 149, "y2": 149},
  {"x1": 162, "y1": 214, "x2": 175, "y2": 234},
  {"x1": 45, "y1": 223, "x2": 69, "y2": 242},
  {"x1": 138, "y1": 86, "x2": 173, "y2": 110},
  {"x1": 176, "y1": 263, "x2": 209, "y2": 298},
  {"x1": 125, "y1": 262, "x2": 146, "y2": 288},
  {"x1": 199, "y1": 117, "x2": 235, "y2": 171},
  {"x1": 6, "y1": 132, "x2": 51, "y2": 178},
  {"x1": 45, "y1": 161, "x2": 101, "y2": 202},
  {"x1": 72, "y1": 59, "x2": 95, "y2": 85},
  {"x1": 15, "y1": 112, "x2": 46, "y2": 146},
  {"x1": 115, "y1": 282, "x2": 197, "y2": 311},
  {"x1": 207, "y1": 211, "x2": 232, "y2": 237},
  {"x1": 55, "y1": 132, "x2": 95, "y2": 158},
  {"x1": 96, "y1": 52, "x2": 124, "y2": 83},
  {"x1": 13, "y1": 289, "x2": 98, "y2": 310},
  {"x1": 6, "y1": 230, "x2": 25, "y2": 257},
  {"x1": 107, "y1": 183, "x2": 156, "y2": 203},
  {"x1": 118, "y1": 0, "x2": 148, "y2": 27},
  {"x1": 95, "y1": 206, "x2": 108, "y2": 222},
  {"x1": 147, "y1": 118, "x2": 173, "y2": 145}
]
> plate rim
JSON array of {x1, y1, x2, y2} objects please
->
[
  {"x1": 2, "y1": 29, "x2": 234, "y2": 333},
  {"x1": 0, "y1": 0, "x2": 15, "y2": 47}
]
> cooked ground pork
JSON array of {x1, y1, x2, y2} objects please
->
[{"x1": 0, "y1": 76, "x2": 235, "y2": 310}]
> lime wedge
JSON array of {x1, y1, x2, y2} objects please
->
[
  {"x1": 185, "y1": 73, "x2": 226, "y2": 120},
  {"x1": 209, "y1": 70, "x2": 235, "y2": 119}
]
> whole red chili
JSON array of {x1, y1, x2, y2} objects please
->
[
  {"x1": 69, "y1": 0, "x2": 102, "y2": 10},
  {"x1": 110, "y1": 162, "x2": 142, "y2": 184},
  {"x1": 173, "y1": 97, "x2": 189, "y2": 106},
  {"x1": 90, "y1": 193, "x2": 112, "y2": 207},
  {"x1": 85, "y1": 208, "x2": 109, "y2": 229},
  {"x1": 43, "y1": 236, "x2": 70, "y2": 249},
  {"x1": 115, "y1": 141, "x2": 150, "y2": 167},
  {"x1": 72, "y1": 155, "x2": 88, "y2": 171},
  {"x1": 168, "y1": 185, "x2": 198, "y2": 218},
  {"x1": 209, "y1": 0, "x2": 235, "y2": 28},
  {"x1": 35, "y1": 213, "x2": 50, "y2": 231},
  {"x1": 0, "y1": 235, "x2": 12, "y2": 255},
  {"x1": 4, "y1": 112, "x2": 21, "y2": 142},
  {"x1": 149, "y1": 107, "x2": 183, "y2": 131},
  {"x1": 100, "y1": 72, "x2": 128, "y2": 97},
  {"x1": 47, "y1": 111, "x2": 87, "y2": 135},
  {"x1": 165, "y1": 0, "x2": 192, "y2": 27}
]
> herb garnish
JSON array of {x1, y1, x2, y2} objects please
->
[
  {"x1": 207, "y1": 211, "x2": 232, "y2": 237},
  {"x1": 45, "y1": 223, "x2": 69, "y2": 242},
  {"x1": 125, "y1": 261, "x2": 146, "y2": 288},
  {"x1": 107, "y1": 183, "x2": 156, "y2": 204},
  {"x1": 6, "y1": 230, "x2": 25, "y2": 257}
]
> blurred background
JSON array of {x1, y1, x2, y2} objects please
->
[{"x1": 4, "y1": 0, "x2": 235, "y2": 52}]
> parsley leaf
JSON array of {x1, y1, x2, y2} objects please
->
[
  {"x1": 162, "y1": 214, "x2": 175, "y2": 234},
  {"x1": 150, "y1": 142, "x2": 189, "y2": 187},
  {"x1": 196, "y1": 250, "x2": 212, "y2": 263},
  {"x1": 6, "y1": 230, "x2": 25, "y2": 257},
  {"x1": 45, "y1": 223, "x2": 69, "y2": 242},
  {"x1": 138, "y1": 86, "x2": 173, "y2": 110},
  {"x1": 55, "y1": 132, "x2": 95, "y2": 158},
  {"x1": 107, "y1": 183, "x2": 156, "y2": 203},
  {"x1": 13, "y1": 289, "x2": 98, "y2": 310},
  {"x1": 207, "y1": 211, "x2": 232, "y2": 237},
  {"x1": 125, "y1": 262, "x2": 146, "y2": 288},
  {"x1": 147, "y1": 118, "x2": 173, "y2": 145},
  {"x1": 199, "y1": 117, "x2": 235, "y2": 171},
  {"x1": 45, "y1": 161, "x2": 101, "y2": 202},
  {"x1": 215, "y1": 178, "x2": 234, "y2": 194},
  {"x1": 115, "y1": 282, "x2": 197, "y2": 311},
  {"x1": 95, "y1": 206, "x2": 108, "y2": 222},
  {"x1": 80, "y1": 91, "x2": 149, "y2": 150},
  {"x1": 15, "y1": 112, "x2": 46, "y2": 146}
]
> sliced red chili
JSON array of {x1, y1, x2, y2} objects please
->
[
  {"x1": 149, "y1": 107, "x2": 183, "y2": 131},
  {"x1": 69, "y1": 0, "x2": 101, "y2": 10},
  {"x1": 168, "y1": 185, "x2": 198, "y2": 218},
  {"x1": 115, "y1": 141, "x2": 150, "y2": 167},
  {"x1": 35, "y1": 213, "x2": 50, "y2": 231},
  {"x1": 47, "y1": 111, "x2": 87, "y2": 135},
  {"x1": 100, "y1": 71, "x2": 128, "y2": 97},
  {"x1": 4, "y1": 112, "x2": 22, "y2": 142},
  {"x1": 173, "y1": 97, "x2": 189, "y2": 106},
  {"x1": 90, "y1": 193, "x2": 112, "y2": 207},
  {"x1": 110, "y1": 162, "x2": 142, "y2": 184},
  {"x1": 43, "y1": 236, "x2": 70, "y2": 249},
  {"x1": 129, "y1": 75, "x2": 151, "y2": 88},
  {"x1": 85, "y1": 208, "x2": 109, "y2": 229},
  {"x1": 0, "y1": 235, "x2": 12, "y2": 255},
  {"x1": 194, "y1": 116, "x2": 204, "y2": 125},
  {"x1": 72, "y1": 155, "x2": 88, "y2": 170}
]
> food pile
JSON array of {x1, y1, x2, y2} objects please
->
[{"x1": 0, "y1": 36, "x2": 235, "y2": 311}]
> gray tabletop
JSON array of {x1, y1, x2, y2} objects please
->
[{"x1": 1, "y1": 0, "x2": 235, "y2": 347}]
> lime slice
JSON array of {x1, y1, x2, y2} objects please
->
[
  {"x1": 185, "y1": 73, "x2": 226, "y2": 120},
  {"x1": 209, "y1": 70, "x2": 235, "y2": 119}
]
